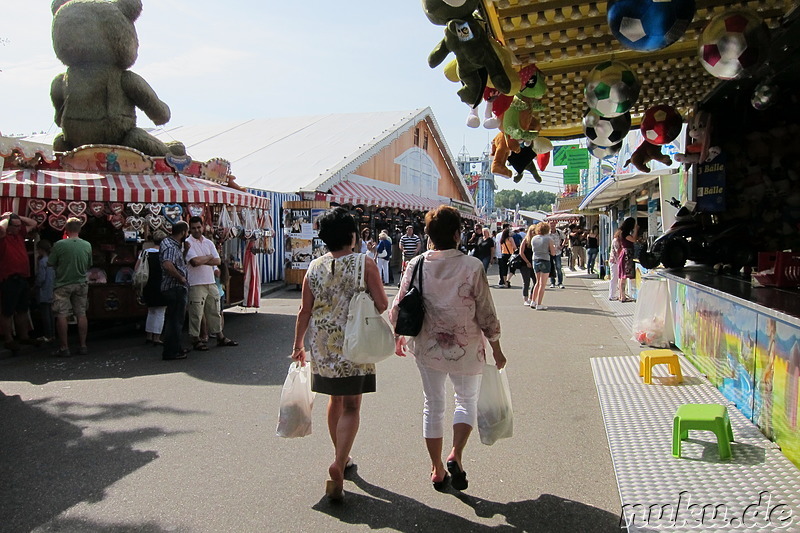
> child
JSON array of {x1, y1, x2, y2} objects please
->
[{"x1": 34, "y1": 239, "x2": 56, "y2": 342}]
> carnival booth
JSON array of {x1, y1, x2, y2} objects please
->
[{"x1": 0, "y1": 141, "x2": 272, "y2": 320}]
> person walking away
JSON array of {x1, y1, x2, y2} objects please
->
[
  {"x1": 138, "y1": 231, "x2": 168, "y2": 345},
  {"x1": 608, "y1": 234, "x2": 621, "y2": 301},
  {"x1": 586, "y1": 225, "x2": 600, "y2": 275},
  {"x1": 472, "y1": 227, "x2": 495, "y2": 273},
  {"x1": 547, "y1": 221, "x2": 565, "y2": 289},
  {"x1": 497, "y1": 226, "x2": 516, "y2": 288},
  {"x1": 49, "y1": 217, "x2": 92, "y2": 357},
  {"x1": 576, "y1": 227, "x2": 588, "y2": 269},
  {"x1": 376, "y1": 230, "x2": 392, "y2": 284},
  {"x1": 160, "y1": 221, "x2": 190, "y2": 360},
  {"x1": 34, "y1": 239, "x2": 55, "y2": 343},
  {"x1": 0, "y1": 212, "x2": 39, "y2": 353},
  {"x1": 291, "y1": 207, "x2": 388, "y2": 502},
  {"x1": 530, "y1": 222, "x2": 556, "y2": 310},
  {"x1": 616, "y1": 217, "x2": 638, "y2": 302},
  {"x1": 518, "y1": 225, "x2": 535, "y2": 306},
  {"x1": 399, "y1": 225, "x2": 421, "y2": 285},
  {"x1": 390, "y1": 205, "x2": 506, "y2": 492},
  {"x1": 186, "y1": 216, "x2": 237, "y2": 351}
]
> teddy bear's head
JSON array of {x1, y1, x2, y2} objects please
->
[
  {"x1": 421, "y1": 0, "x2": 481, "y2": 26},
  {"x1": 52, "y1": 0, "x2": 142, "y2": 69}
]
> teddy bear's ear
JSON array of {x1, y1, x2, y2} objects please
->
[
  {"x1": 51, "y1": 0, "x2": 70, "y2": 15},
  {"x1": 116, "y1": 0, "x2": 143, "y2": 22}
]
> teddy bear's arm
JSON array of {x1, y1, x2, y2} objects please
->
[
  {"x1": 51, "y1": 74, "x2": 66, "y2": 126},
  {"x1": 428, "y1": 39, "x2": 452, "y2": 69},
  {"x1": 120, "y1": 71, "x2": 171, "y2": 126}
]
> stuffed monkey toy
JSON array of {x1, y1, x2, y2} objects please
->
[{"x1": 625, "y1": 142, "x2": 673, "y2": 173}]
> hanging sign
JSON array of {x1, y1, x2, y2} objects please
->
[
  {"x1": 566, "y1": 148, "x2": 589, "y2": 169},
  {"x1": 553, "y1": 144, "x2": 581, "y2": 166},
  {"x1": 563, "y1": 168, "x2": 580, "y2": 184},
  {"x1": 696, "y1": 153, "x2": 726, "y2": 213}
]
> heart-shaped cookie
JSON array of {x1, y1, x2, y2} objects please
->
[
  {"x1": 28, "y1": 199, "x2": 47, "y2": 213},
  {"x1": 229, "y1": 226, "x2": 241, "y2": 238},
  {"x1": 163, "y1": 221, "x2": 173, "y2": 233},
  {"x1": 48, "y1": 214, "x2": 67, "y2": 231},
  {"x1": 68, "y1": 201, "x2": 87, "y2": 216},
  {"x1": 129, "y1": 203, "x2": 144, "y2": 215},
  {"x1": 146, "y1": 213, "x2": 163, "y2": 230},
  {"x1": 146, "y1": 203, "x2": 162, "y2": 216},
  {"x1": 47, "y1": 199, "x2": 67, "y2": 216},
  {"x1": 188, "y1": 204, "x2": 204, "y2": 218},
  {"x1": 89, "y1": 202, "x2": 106, "y2": 217},
  {"x1": 30, "y1": 212, "x2": 47, "y2": 227},
  {"x1": 76, "y1": 213, "x2": 88, "y2": 227},
  {"x1": 162, "y1": 204, "x2": 183, "y2": 225},
  {"x1": 109, "y1": 202, "x2": 124, "y2": 215},
  {"x1": 125, "y1": 216, "x2": 145, "y2": 231},
  {"x1": 108, "y1": 214, "x2": 124, "y2": 230},
  {"x1": 244, "y1": 228, "x2": 254, "y2": 239}
]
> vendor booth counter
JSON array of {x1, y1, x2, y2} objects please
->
[{"x1": 654, "y1": 267, "x2": 800, "y2": 468}]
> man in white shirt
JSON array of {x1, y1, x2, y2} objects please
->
[{"x1": 186, "y1": 216, "x2": 237, "y2": 350}]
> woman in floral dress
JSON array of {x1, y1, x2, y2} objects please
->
[
  {"x1": 390, "y1": 205, "x2": 506, "y2": 492},
  {"x1": 291, "y1": 207, "x2": 388, "y2": 502}
]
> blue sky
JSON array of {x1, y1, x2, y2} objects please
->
[{"x1": 0, "y1": 0, "x2": 563, "y2": 192}]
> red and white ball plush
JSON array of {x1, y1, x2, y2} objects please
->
[
  {"x1": 699, "y1": 9, "x2": 770, "y2": 80},
  {"x1": 640, "y1": 104, "x2": 683, "y2": 145}
]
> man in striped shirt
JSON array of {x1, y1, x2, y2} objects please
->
[{"x1": 398, "y1": 225, "x2": 421, "y2": 284}]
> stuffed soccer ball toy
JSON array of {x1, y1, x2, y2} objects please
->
[
  {"x1": 699, "y1": 10, "x2": 770, "y2": 80},
  {"x1": 585, "y1": 61, "x2": 641, "y2": 117},
  {"x1": 641, "y1": 104, "x2": 683, "y2": 145},
  {"x1": 588, "y1": 141, "x2": 622, "y2": 160},
  {"x1": 583, "y1": 110, "x2": 631, "y2": 147},
  {"x1": 607, "y1": 0, "x2": 696, "y2": 51}
]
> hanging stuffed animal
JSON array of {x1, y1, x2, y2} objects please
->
[
  {"x1": 491, "y1": 133, "x2": 552, "y2": 182},
  {"x1": 625, "y1": 141, "x2": 673, "y2": 173},
  {"x1": 674, "y1": 110, "x2": 721, "y2": 164},
  {"x1": 502, "y1": 66, "x2": 547, "y2": 143},
  {"x1": 423, "y1": 0, "x2": 512, "y2": 106}
]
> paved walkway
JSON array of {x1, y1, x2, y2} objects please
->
[{"x1": 0, "y1": 264, "x2": 641, "y2": 532}]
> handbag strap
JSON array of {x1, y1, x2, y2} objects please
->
[
  {"x1": 356, "y1": 253, "x2": 367, "y2": 291},
  {"x1": 410, "y1": 254, "x2": 423, "y2": 295}
]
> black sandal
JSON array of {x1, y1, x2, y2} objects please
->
[
  {"x1": 432, "y1": 472, "x2": 450, "y2": 492},
  {"x1": 217, "y1": 337, "x2": 239, "y2": 347},
  {"x1": 446, "y1": 460, "x2": 468, "y2": 491},
  {"x1": 193, "y1": 341, "x2": 209, "y2": 351}
]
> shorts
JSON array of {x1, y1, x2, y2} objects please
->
[
  {"x1": 533, "y1": 259, "x2": 551, "y2": 274},
  {"x1": 0, "y1": 275, "x2": 30, "y2": 317},
  {"x1": 53, "y1": 283, "x2": 89, "y2": 317}
]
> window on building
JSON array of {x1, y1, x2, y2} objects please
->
[
  {"x1": 414, "y1": 127, "x2": 420, "y2": 146},
  {"x1": 423, "y1": 133, "x2": 429, "y2": 150}
]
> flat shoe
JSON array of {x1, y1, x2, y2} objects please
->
[
  {"x1": 217, "y1": 337, "x2": 238, "y2": 347},
  {"x1": 193, "y1": 341, "x2": 209, "y2": 351},
  {"x1": 446, "y1": 460, "x2": 468, "y2": 491},
  {"x1": 325, "y1": 480, "x2": 344, "y2": 502},
  {"x1": 432, "y1": 472, "x2": 450, "y2": 492}
]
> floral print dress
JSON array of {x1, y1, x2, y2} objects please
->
[
  {"x1": 306, "y1": 253, "x2": 376, "y2": 393},
  {"x1": 389, "y1": 249, "x2": 502, "y2": 376}
]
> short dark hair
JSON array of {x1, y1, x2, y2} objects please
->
[
  {"x1": 65, "y1": 217, "x2": 82, "y2": 234},
  {"x1": 425, "y1": 205, "x2": 461, "y2": 250},
  {"x1": 172, "y1": 220, "x2": 189, "y2": 236},
  {"x1": 189, "y1": 216, "x2": 203, "y2": 227},
  {"x1": 317, "y1": 207, "x2": 358, "y2": 252}
]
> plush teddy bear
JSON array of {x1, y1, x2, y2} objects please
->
[
  {"x1": 422, "y1": 0, "x2": 511, "y2": 106},
  {"x1": 50, "y1": 0, "x2": 183, "y2": 157},
  {"x1": 625, "y1": 141, "x2": 673, "y2": 173},
  {"x1": 501, "y1": 66, "x2": 547, "y2": 143},
  {"x1": 674, "y1": 110, "x2": 721, "y2": 165}
]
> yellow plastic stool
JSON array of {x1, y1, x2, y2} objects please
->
[
  {"x1": 639, "y1": 349, "x2": 683, "y2": 384},
  {"x1": 672, "y1": 404, "x2": 734, "y2": 460}
]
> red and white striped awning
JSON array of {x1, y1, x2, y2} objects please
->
[
  {"x1": 327, "y1": 181, "x2": 443, "y2": 212},
  {"x1": 544, "y1": 212, "x2": 583, "y2": 222},
  {"x1": 0, "y1": 170, "x2": 269, "y2": 209}
]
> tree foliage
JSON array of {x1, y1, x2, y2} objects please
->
[{"x1": 495, "y1": 189, "x2": 556, "y2": 212}]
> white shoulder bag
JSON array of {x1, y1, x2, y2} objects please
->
[{"x1": 343, "y1": 254, "x2": 394, "y2": 364}]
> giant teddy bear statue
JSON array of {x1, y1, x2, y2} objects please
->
[
  {"x1": 422, "y1": 0, "x2": 511, "y2": 106},
  {"x1": 50, "y1": 0, "x2": 183, "y2": 157}
]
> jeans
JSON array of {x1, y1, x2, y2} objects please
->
[
  {"x1": 587, "y1": 248, "x2": 599, "y2": 273},
  {"x1": 549, "y1": 255, "x2": 564, "y2": 285},
  {"x1": 479, "y1": 256, "x2": 491, "y2": 272},
  {"x1": 416, "y1": 362, "x2": 482, "y2": 439},
  {"x1": 162, "y1": 286, "x2": 188, "y2": 358},
  {"x1": 519, "y1": 265, "x2": 533, "y2": 299}
]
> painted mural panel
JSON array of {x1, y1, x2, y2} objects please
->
[{"x1": 754, "y1": 316, "x2": 800, "y2": 468}]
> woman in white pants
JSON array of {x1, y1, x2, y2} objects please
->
[
  {"x1": 390, "y1": 205, "x2": 506, "y2": 492},
  {"x1": 376, "y1": 231, "x2": 392, "y2": 284},
  {"x1": 608, "y1": 237, "x2": 621, "y2": 300}
]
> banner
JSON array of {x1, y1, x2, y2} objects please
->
[
  {"x1": 563, "y1": 168, "x2": 580, "y2": 184},
  {"x1": 553, "y1": 144, "x2": 581, "y2": 166},
  {"x1": 566, "y1": 148, "x2": 589, "y2": 169},
  {"x1": 696, "y1": 153, "x2": 725, "y2": 213}
]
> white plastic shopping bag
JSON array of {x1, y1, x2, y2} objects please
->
[
  {"x1": 276, "y1": 362, "x2": 315, "y2": 438},
  {"x1": 477, "y1": 364, "x2": 514, "y2": 445},
  {"x1": 631, "y1": 278, "x2": 672, "y2": 348}
]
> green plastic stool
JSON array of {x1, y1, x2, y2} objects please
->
[{"x1": 672, "y1": 404, "x2": 734, "y2": 460}]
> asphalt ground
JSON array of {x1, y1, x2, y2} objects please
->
[{"x1": 0, "y1": 265, "x2": 641, "y2": 533}]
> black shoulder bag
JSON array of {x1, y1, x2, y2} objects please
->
[{"x1": 394, "y1": 257, "x2": 424, "y2": 336}]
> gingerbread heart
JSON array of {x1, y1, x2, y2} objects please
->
[
  {"x1": 188, "y1": 204, "x2": 204, "y2": 218},
  {"x1": 76, "y1": 213, "x2": 88, "y2": 227},
  {"x1": 146, "y1": 203, "x2": 162, "y2": 216},
  {"x1": 163, "y1": 221, "x2": 173, "y2": 233},
  {"x1": 47, "y1": 200, "x2": 67, "y2": 216},
  {"x1": 89, "y1": 202, "x2": 106, "y2": 217},
  {"x1": 162, "y1": 204, "x2": 183, "y2": 225},
  {"x1": 229, "y1": 226, "x2": 241, "y2": 238},
  {"x1": 30, "y1": 212, "x2": 47, "y2": 227},
  {"x1": 129, "y1": 203, "x2": 144, "y2": 215},
  {"x1": 244, "y1": 228, "x2": 254, "y2": 239},
  {"x1": 68, "y1": 201, "x2": 87, "y2": 217},
  {"x1": 108, "y1": 214, "x2": 124, "y2": 230},
  {"x1": 253, "y1": 229, "x2": 264, "y2": 240},
  {"x1": 125, "y1": 216, "x2": 144, "y2": 231},
  {"x1": 28, "y1": 199, "x2": 47, "y2": 213},
  {"x1": 146, "y1": 213, "x2": 163, "y2": 230},
  {"x1": 48, "y1": 214, "x2": 67, "y2": 231},
  {"x1": 109, "y1": 202, "x2": 124, "y2": 215}
]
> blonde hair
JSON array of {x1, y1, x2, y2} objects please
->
[
  {"x1": 536, "y1": 222, "x2": 551, "y2": 235},
  {"x1": 524, "y1": 225, "x2": 536, "y2": 247}
]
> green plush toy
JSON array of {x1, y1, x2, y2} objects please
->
[
  {"x1": 422, "y1": 0, "x2": 511, "y2": 106},
  {"x1": 502, "y1": 67, "x2": 547, "y2": 143},
  {"x1": 50, "y1": 0, "x2": 183, "y2": 156}
]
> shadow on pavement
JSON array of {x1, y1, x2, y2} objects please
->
[
  {"x1": 0, "y1": 391, "x2": 190, "y2": 532},
  {"x1": 313, "y1": 469, "x2": 620, "y2": 532},
  {"x1": 32, "y1": 518, "x2": 188, "y2": 533},
  {"x1": 0, "y1": 311, "x2": 296, "y2": 387},
  {"x1": 547, "y1": 306, "x2": 616, "y2": 317}
]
